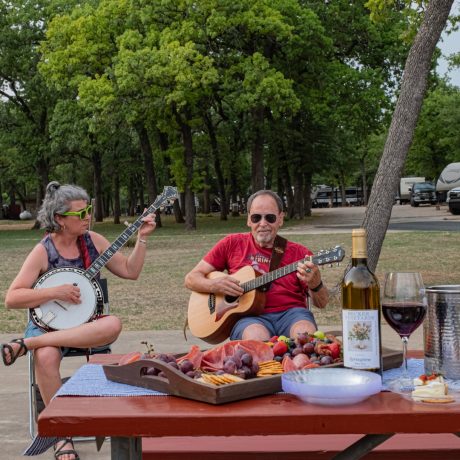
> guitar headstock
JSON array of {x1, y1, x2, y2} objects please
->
[{"x1": 312, "y1": 246, "x2": 345, "y2": 266}]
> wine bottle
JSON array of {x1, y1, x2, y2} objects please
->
[{"x1": 341, "y1": 228, "x2": 382, "y2": 374}]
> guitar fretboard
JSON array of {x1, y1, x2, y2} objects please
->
[
  {"x1": 240, "y1": 249, "x2": 343, "y2": 293},
  {"x1": 84, "y1": 187, "x2": 177, "y2": 280}
]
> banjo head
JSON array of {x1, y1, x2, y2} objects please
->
[{"x1": 32, "y1": 268, "x2": 101, "y2": 331}]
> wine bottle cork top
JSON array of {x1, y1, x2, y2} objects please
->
[
  {"x1": 352, "y1": 228, "x2": 367, "y2": 258},
  {"x1": 352, "y1": 228, "x2": 366, "y2": 237}
]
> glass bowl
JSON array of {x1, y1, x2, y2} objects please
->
[{"x1": 282, "y1": 368, "x2": 382, "y2": 406}]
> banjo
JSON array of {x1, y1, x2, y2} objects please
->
[{"x1": 31, "y1": 186, "x2": 178, "y2": 331}]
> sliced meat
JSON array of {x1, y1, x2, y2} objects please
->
[
  {"x1": 176, "y1": 345, "x2": 203, "y2": 370},
  {"x1": 282, "y1": 355, "x2": 297, "y2": 373},
  {"x1": 200, "y1": 340, "x2": 274, "y2": 372}
]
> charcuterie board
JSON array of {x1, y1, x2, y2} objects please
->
[{"x1": 102, "y1": 346, "x2": 402, "y2": 405}]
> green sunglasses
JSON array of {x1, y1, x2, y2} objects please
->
[{"x1": 61, "y1": 204, "x2": 92, "y2": 220}]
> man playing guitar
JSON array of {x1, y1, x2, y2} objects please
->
[{"x1": 185, "y1": 190, "x2": 329, "y2": 342}]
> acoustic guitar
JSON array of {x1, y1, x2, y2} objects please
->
[{"x1": 187, "y1": 246, "x2": 345, "y2": 344}]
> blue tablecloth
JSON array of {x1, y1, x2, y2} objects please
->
[
  {"x1": 55, "y1": 363, "x2": 166, "y2": 397},
  {"x1": 53, "y1": 360, "x2": 426, "y2": 397}
]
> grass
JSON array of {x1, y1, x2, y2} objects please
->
[{"x1": 1, "y1": 214, "x2": 459, "y2": 334}]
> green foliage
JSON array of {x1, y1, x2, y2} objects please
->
[
  {"x1": 1, "y1": 0, "x2": 450, "y2": 222},
  {"x1": 407, "y1": 81, "x2": 460, "y2": 179}
]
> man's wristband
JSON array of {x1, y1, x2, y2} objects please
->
[
  {"x1": 310, "y1": 281, "x2": 323, "y2": 292},
  {"x1": 138, "y1": 239, "x2": 147, "y2": 245}
]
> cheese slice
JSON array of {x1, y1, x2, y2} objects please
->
[{"x1": 411, "y1": 381, "x2": 448, "y2": 400}]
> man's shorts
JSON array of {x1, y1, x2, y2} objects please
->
[{"x1": 230, "y1": 307, "x2": 317, "y2": 340}]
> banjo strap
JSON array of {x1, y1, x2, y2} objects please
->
[{"x1": 77, "y1": 235, "x2": 92, "y2": 269}]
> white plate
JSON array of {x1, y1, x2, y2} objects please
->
[
  {"x1": 282, "y1": 368, "x2": 382, "y2": 406},
  {"x1": 387, "y1": 379, "x2": 460, "y2": 406}
]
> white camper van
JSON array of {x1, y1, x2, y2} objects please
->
[
  {"x1": 436, "y1": 163, "x2": 460, "y2": 212},
  {"x1": 436, "y1": 163, "x2": 460, "y2": 197}
]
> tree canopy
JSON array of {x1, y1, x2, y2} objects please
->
[{"x1": 1, "y1": 0, "x2": 457, "y2": 231}]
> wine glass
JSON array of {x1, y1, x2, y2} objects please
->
[{"x1": 382, "y1": 272, "x2": 427, "y2": 390}]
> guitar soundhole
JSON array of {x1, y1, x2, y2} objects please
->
[{"x1": 224, "y1": 295, "x2": 238, "y2": 304}]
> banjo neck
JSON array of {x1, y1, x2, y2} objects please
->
[{"x1": 83, "y1": 186, "x2": 177, "y2": 281}]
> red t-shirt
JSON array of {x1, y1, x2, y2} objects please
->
[{"x1": 203, "y1": 233, "x2": 313, "y2": 313}]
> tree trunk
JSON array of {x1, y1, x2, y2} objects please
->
[
  {"x1": 134, "y1": 122, "x2": 162, "y2": 227},
  {"x1": 32, "y1": 157, "x2": 49, "y2": 229},
  {"x1": 128, "y1": 177, "x2": 136, "y2": 216},
  {"x1": 204, "y1": 113, "x2": 227, "y2": 220},
  {"x1": 292, "y1": 173, "x2": 304, "y2": 220},
  {"x1": 175, "y1": 109, "x2": 196, "y2": 231},
  {"x1": 113, "y1": 172, "x2": 121, "y2": 225},
  {"x1": 251, "y1": 107, "x2": 265, "y2": 192},
  {"x1": 362, "y1": 0, "x2": 454, "y2": 272},
  {"x1": 158, "y1": 130, "x2": 184, "y2": 223},
  {"x1": 203, "y1": 174, "x2": 210, "y2": 214},
  {"x1": 92, "y1": 150, "x2": 104, "y2": 223},
  {"x1": 304, "y1": 173, "x2": 312, "y2": 217}
]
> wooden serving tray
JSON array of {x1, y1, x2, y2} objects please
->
[{"x1": 102, "y1": 347, "x2": 402, "y2": 405}]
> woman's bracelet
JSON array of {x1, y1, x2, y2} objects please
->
[
  {"x1": 310, "y1": 281, "x2": 323, "y2": 292},
  {"x1": 138, "y1": 239, "x2": 147, "y2": 245}
]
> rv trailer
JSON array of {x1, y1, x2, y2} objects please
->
[{"x1": 436, "y1": 163, "x2": 460, "y2": 201}]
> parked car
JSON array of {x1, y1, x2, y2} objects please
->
[
  {"x1": 399, "y1": 177, "x2": 425, "y2": 204},
  {"x1": 409, "y1": 182, "x2": 437, "y2": 207},
  {"x1": 447, "y1": 187, "x2": 460, "y2": 215}
]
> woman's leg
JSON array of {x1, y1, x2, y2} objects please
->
[
  {"x1": 1, "y1": 316, "x2": 122, "y2": 365},
  {"x1": 33, "y1": 346, "x2": 63, "y2": 406},
  {"x1": 25, "y1": 315, "x2": 122, "y2": 351}
]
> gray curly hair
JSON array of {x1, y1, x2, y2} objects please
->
[
  {"x1": 37, "y1": 181, "x2": 90, "y2": 232},
  {"x1": 247, "y1": 190, "x2": 284, "y2": 213}
]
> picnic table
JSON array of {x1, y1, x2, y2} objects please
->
[{"x1": 37, "y1": 352, "x2": 460, "y2": 460}]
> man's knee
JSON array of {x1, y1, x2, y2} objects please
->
[
  {"x1": 242, "y1": 323, "x2": 271, "y2": 341},
  {"x1": 290, "y1": 320, "x2": 316, "y2": 338}
]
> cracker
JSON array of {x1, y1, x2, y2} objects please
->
[
  {"x1": 418, "y1": 397, "x2": 455, "y2": 404},
  {"x1": 201, "y1": 373, "x2": 243, "y2": 386}
]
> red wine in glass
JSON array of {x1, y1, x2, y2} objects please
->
[
  {"x1": 382, "y1": 272, "x2": 426, "y2": 390},
  {"x1": 382, "y1": 302, "x2": 426, "y2": 338}
]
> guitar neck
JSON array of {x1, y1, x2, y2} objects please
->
[
  {"x1": 239, "y1": 248, "x2": 343, "y2": 293},
  {"x1": 241, "y1": 260, "x2": 301, "y2": 293},
  {"x1": 84, "y1": 187, "x2": 177, "y2": 280}
]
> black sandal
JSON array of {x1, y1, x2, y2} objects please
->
[
  {"x1": 1, "y1": 338, "x2": 28, "y2": 366},
  {"x1": 54, "y1": 438, "x2": 80, "y2": 459}
]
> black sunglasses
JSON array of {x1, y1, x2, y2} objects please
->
[{"x1": 250, "y1": 213, "x2": 277, "y2": 224}]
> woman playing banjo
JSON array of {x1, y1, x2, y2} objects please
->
[{"x1": 1, "y1": 181, "x2": 156, "y2": 460}]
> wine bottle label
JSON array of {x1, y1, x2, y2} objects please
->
[{"x1": 342, "y1": 309, "x2": 380, "y2": 369}]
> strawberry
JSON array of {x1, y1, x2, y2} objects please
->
[
  {"x1": 269, "y1": 336, "x2": 279, "y2": 343},
  {"x1": 327, "y1": 342, "x2": 340, "y2": 360},
  {"x1": 272, "y1": 341, "x2": 289, "y2": 357}
]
